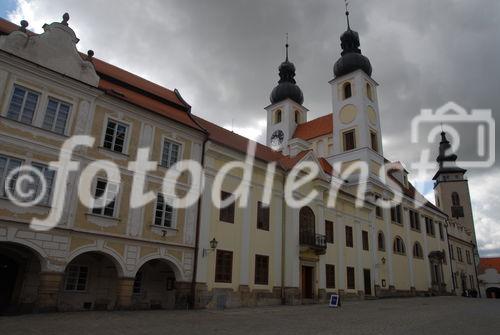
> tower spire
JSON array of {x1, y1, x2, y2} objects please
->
[{"x1": 345, "y1": 0, "x2": 350, "y2": 29}]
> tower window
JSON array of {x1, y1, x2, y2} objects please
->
[
  {"x1": 451, "y1": 192, "x2": 460, "y2": 206},
  {"x1": 274, "y1": 109, "x2": 282, "y2": 124},
  {"x1": 295, "y1": 110, "x2": 300, "y2": 124},
  {"x1": 343, "y1": 129, "x2": 356, "y2": 151},
  {"x1": 366, "y1": 83, "x2": 373, "y2": 101},
  {"x1": 343, "y1": 82, "x2": 352, "y2": 100},
  {"x1": 370, "y1": 130, "x2": 378, "y2": 152}
]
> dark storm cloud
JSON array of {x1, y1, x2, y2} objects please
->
[{"x1": 8, "y1": 0, "x2": 500, "y2": 255}]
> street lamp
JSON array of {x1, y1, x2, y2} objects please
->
[{"x1": 203, "y1": 238, "x2": 218, "y2": 257}]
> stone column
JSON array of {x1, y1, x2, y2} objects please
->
[
  {"x1": 116, "y1": 277, "x2": 135, "y2": 310},
  {"x1": 37, "y1": 272, "x2": 64, "y2": 312}
]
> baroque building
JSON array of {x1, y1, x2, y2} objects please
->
[{"x1": 0, "y1": 11, "x2": 479, "y2": 313}]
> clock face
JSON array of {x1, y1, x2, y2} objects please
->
[{"x1": 270, "y1": 129, "x2": 284, "y2": 150}]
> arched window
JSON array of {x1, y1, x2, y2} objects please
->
[
  {"x1": 413, "y1": 242, "x2": 423, "y2": 258},
  {"x1": 378, "y1": 231, "x2": 385, "y2": 251},
  {"x1": 274, "y1": 110, "x2": 282, "y2": 124},
  {"x1": 393, "y1": 236, "x2": 406, "y2": 255},
  {"x1": 366, "y1": 83, "x2": 373, "y2": 100},
  {"x1": 295, "y1": 110, "x2": 300, "y2": 124},
  {"x1": 451, "y1": 192, "x2": 460, "y2": 206},
  {"x1": 299, "y1": 206, "x2": 315, "y2": 242},
  {"x1": 343, "y1": 82, "x2": 352, "y2": 99}
]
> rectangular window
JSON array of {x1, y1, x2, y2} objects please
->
[
  {"x1": 362, "y1": 230, "x2": 369, "y2": 251},
  {"x1": 450, "y1": 246, "x2": 455, "y2": 260},
  {"x1": 438, "y1": 222, "x2": 444, "y2": 240},
  {"x1": 215, "y1": 250, "x2": 233, "y2": 283},
  {"x1": 325, "y1": 220, "x2": 334, "y2": 244},
  {"x1": 425, "y1": 217, "x2": 435, "y2": 236},
  {"x1": 154, "y1": 193, "x2": 175, "y2": 228},
  {"x1": 254, "y1": 255, "x2": 269, "y2": 285},
  {"x1": 374, "y1": 195, "x2": 383, "y2": 218},
  {"x1": 42, "y1": 97, "x2": 71, "y2": 134},
  {"x1": 30, "y1": 163, "x2": 55, "y2": 205},
  {"x1": 257, "y1": 201, "x2": 270, "y2": 231},
  {"x1": 161, "y1": 139, "x2": 181, "y2": 168},
  {"x1": 326, "y1": 264, "x2": 336, "y2": 289},
  {"x1": 219, "y1": 191, "x2": 235, "y2": 223},
  {"x1": 345, "y1": 226, "x2": 353, "y2": 248},
  {"x1": 343, "y1": 130, "x2": 356, "y2": 151},
  {"x1": 64, "y1": 265, "x2": 88, "y2": 291},
  {"x1": 409, "y1": 210, "x2": 421, "y2": 231},
  {"x1": 0, "y1": 155, "x2": 23, "y2": 197},
  {"x1": 91, "y1": 178, "x2": 118, "y2": 217},
  {"x1": 391, "y1": 205, "x2": 402, "y2": 224},
  {"x1": 103, "y1": 119, "x2": 128, "y2": 153},
  {"x1": 370, "y1": 131, "x2": 378, "y2": 152},
  {"x1": 457, "y1": 247, "x2": 463, "y2": 262},
  {"x1": 6, "y1": 85, "x2": 40, "y2": 124},
  {"x1": 346, "y1": 266, "x2": 355, "y2": 289}
]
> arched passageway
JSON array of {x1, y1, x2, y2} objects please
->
[
  {"x1": 59, "y1": 252, "x2": 120, "y2": 311},
  {"x1": 0, "y1": 243, "x2": 42, "y2": 314},
  {"x1": 132, "y1": 259, "x2": 178, "y2": 309}
]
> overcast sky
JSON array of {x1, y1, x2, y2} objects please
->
[{"x1": 3, "y1": 0, "x2": 499, "y2": 257}]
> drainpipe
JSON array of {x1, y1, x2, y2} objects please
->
[{"x1": 445, "y1": 221, "x2": 456, "y2": 293}]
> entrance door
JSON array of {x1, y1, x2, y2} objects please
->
[
  {"x1": 363, "y1": 269, "x2": 372, "y2": 295},
  {"x1": 301, "y1": 266, "x2": 314, "y2": 299},
  {"x1": 0, "y1": 255, "x2": 19, "y2": 312}
]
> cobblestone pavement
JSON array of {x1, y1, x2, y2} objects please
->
[{"x1": 1, "y1": 296, "x2": 499, "y2": 335}]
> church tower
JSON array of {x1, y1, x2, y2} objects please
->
[
  {"x1": 433, "y1": 131, "x2": 478, "y2": 245},
  {"x1": 266, "y1": 41, "x2": 308, "y2": 153},
  {"x1": 328, "y1": 9, "x2": 384, "y2": 180}
]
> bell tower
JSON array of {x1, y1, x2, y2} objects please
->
[
  {"x1": 433, "y1": 132, "x2": 477, "y2": 245},
  {"x1": 266, "y1": 40, "x2": 308, "y2": 153},
  {"x1": 327, "y1": 8, "x2": 383, "y2": 181}
]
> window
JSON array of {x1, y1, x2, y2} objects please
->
[
  {"x1": 345, "y1": 226, "x2": 353, "y2": 248},
  {"x1": 154, "y1": 193, "x2": 175, "y2": 228},
  {"x1": 133, "y1": 271, "x2": 142, "y2": 294},
  {"x1": 366, "y1": 83, "x2": 373, "y2": 101},
  {"x1": 413, "y1": 242, "x2": 423, "y2": 258},
  {"x1": 346, "y1": 266, "x2": 355, "y2": 289},
  {"x1": 391, "y1": 205, "x2": 402, "y2": 224},
  {"x1": 219, "y1": 191, "x2": 235, "y2": 223},
  {"x1": 393, "y1": 236, "x2": 406, "y2": 255},
  {"x1": 294, "y1": 110, "x2": 300, "y2": 124},
  {"x1": 325, "y1": 220, "x2": 334, "y2": 244},
  {"x1": 326, "y1": 264, "x2": 336, "y2": 289},
  {"x1": 0, "y1": 155, "x2": 23, "y2": 197},
  {"x1": 29, "y1": 163, "x2": 55, "y2": 205},
  {"x1": 343, "y1": 82, "x2": 352, "y2": 99},
  {"x1": 370, "y1": 131, "x2": 378, "y2": 152},
  {"x1": 42, "y1": 97, "x2": 71, "y2": 134},
  {"x1": 257, "y1": 201, "x2": 270, "y2": 231},
  {"x1": 438, "y1": 222, "x2": 444, "y2": 240},
  {"x1": 450, "y1": 246, "x2": 455, "y2": 260},
  {"x1": 215, "y1": 250, "x2": 233, "y2": 283},
  {"x1": 254, "y1": 255, "x2": 269, "y2": 285},
  {"x1": 374, "y1": 195, "x2": 383, "y2": 218},
  {"x1": 274, "y1": 110, "x2": 282, "y2": 124},
  {"x1": 425, "y1": 217, "x2": 435, "y2": 236},
  {"x1": 161, "y1": 139, "x2": 181, "y2": 168},
  {"x1": 343, "y1": 129, "x2": 356, "y2": 151},
  {"x1": 103, "y1": 119, "x2": 128, "y2": 153},
  {"x1": 377, "y1": 231, "x2": 385, "y2": 251},
  {"x1": 91, "y1": 178, "x2": 118, "y2": 217},
  {"x1": 466, "y1": 250, "x2": 472, "y2": 264},
  {"x1": 442, "y1": 249, "x2": 447, "y2": 264},
  {"x1": 64, "y1": 265, "x2": 88, "y2": 291},
  {"x1": 6, "y1": 85, "x2": 40, "y2": 124},
  {"x1": 451, "y1": 192, "x2": 461, "y2": 206},
  {"x1": 451, "y1": 192, "x2": 464, "y2": 218},
  {"x1": 457, "y1": 247, "x2": 463, "y2": 262},
  {"x1": 409, "y1": 210, "x2": 420, "y2": 231},
  {"x1": 362, "y1": 230, "x2": 369, "y2": 251}
]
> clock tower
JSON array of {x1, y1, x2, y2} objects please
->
[{"x1": 265, "y1": 41, "x2": 307, "y2": 153}]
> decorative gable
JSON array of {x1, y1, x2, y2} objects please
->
[{"x1": 0, "y1": 14, "x2": 99, "y2": 87}]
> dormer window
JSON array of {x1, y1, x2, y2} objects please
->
[
  {"x1": 274, "y1": 109, "x2": 282, "y2": 124},
  {"x1": 343, "y1": 82, "x2": 352, "y2": 100}
]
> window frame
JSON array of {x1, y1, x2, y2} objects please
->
[
  {"x1": 5, "y1": 84, "x2": 41, "y2": 125},
  {"x1": 160, "y1": 136, "x2": 183, "y2": 169},
  {"x1": 391, "y1": 205, "x2": 402, "y2": 225},
  {"x1": 215, "y1": 249, "x2": 233, "y2": 283},
  {"x1": 409, "y1": 209, "x2": 421, "y2": 231},
  {"x1": 345, "y1": 225, "x2": 354, "y2": 248},
  {"x1": 153, "y1": 193, "x2": 177, "y2": 229},
  {"x1": 393, "y1": 236, "x2": 406, "y2": 255},
  {"x1": 101, "y1": 116, "x2": 131, "y2": 154},
  {"x1": 41, "y1": 96, "x2": 72, "y2": 135},
  {"x1": 325, "y1": 220, "x2": 334, "y2": 244},
  {"x1": 342, "y1": 129, "x2": 356, "y2": 152},
  {"x1": 377, "y1": 231, "x2": 385, "y2": 251},
  {"x1": 257, "y1": 201, "x2": 270, "y2": 231},
  {"x1": 64, "y1": 265, "x2": 89, "y2": 292},
  {"x1": 362, "y1": 230, "x2": 369, "y2": 251},
  {"x1": 91, "y1": 178, "x2": 119, "y2": 217},
  {"x1": 326, "y1": 264, "x2": 336, "y2": 289},
  {"x1": 254, "y1": 254, "x2": 269, "y2": 285},
  {"x1": 413, "y1": 242, "x2": 423, "y2": 259},
  {"x1": 0, "y1": 154, "x2": 23, "y2": 198},
  {"x1": 343, "y1": 82, "x2": 352, "y2": 100},
  {"x1": 346, "y1": 266, "x2": 355, "y2": 290},
  {"x1": 370, "y1": 130, "x2": 378, "y2": 152}
]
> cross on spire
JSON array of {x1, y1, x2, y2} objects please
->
[{"x1": 345, "y1": 0, "x2": 351, "y2": 29}]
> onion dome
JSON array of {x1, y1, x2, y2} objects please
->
[
  {"x1": 333, "y1": 9, "x2": 372, "y2": 78},
  {"x1": 433, "y1": 131, "x2": 466, "y2": 179},
  {"x1": 270, "y1": 41, "x2": 304, "y2": 105}
]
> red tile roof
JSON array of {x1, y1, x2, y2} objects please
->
[
  {"x1": 479, "y1": 258, "x2": 500, "y2": 274},
  {"x1": 293, "y1": 114, "x2": 333, "y2": 141}
]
